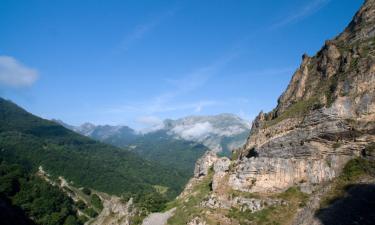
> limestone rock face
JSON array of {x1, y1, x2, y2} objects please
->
[
  {"x1": 228, "y1": 156, "x2": 342, "y2": 193},
  {"x1": 212, "y1": 157, "x2": 231, "y2": 191},
  {"x1": 201, "y1": 193, "x2": 285, "y2": 213},
  {"x1": 229, "y1": 0, "x2": 375, "y2": 194},
  {"x1": 171, "y1": 1, "x2": 375, "y2": 224},
  {"x1": 91, "y1": 197, "x2": 135, "y2": 225},
  {"x1": 213, "y1": 157, "x2": 231, "y2": 173},
  {"x1": 194, "y1": 151, "x2": 218, "y2": 178}
]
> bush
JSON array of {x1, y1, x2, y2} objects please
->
[
  {"x1": 81, "y1": 188, "x2": 91, "y2": 196},
  {"x1": 76, "y1": 200, "x2": 86, "y2": 210},
  {"x1": 137, "y1": 191, "x2": 168, "y2": 212},
  {"x1": 83, "y1": 207, "x2": 98, "y2": 218},
  {"x1": 91, "y1": 194, "x2": 103, "y2": 211}
]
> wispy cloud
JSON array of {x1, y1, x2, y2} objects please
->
[
  {"x1": 136, "y1": 115, "x2": 165, "y2": 132},
  {"x1": 0, "y1": 55, "x2": 38, "y2": 88},
  {"x1": 120, "y1": 6, "x2": 180, "y2": 51},
  {"x1": 102, "y1": 51, "x2": 238, "y2": 127},
  {"x1": 271, "y1": 0, "x2": 331, "y2": 29}
]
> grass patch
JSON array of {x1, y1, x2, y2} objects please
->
[
  {"x1": 277, "y1": 187, "x2": 309, "y2": 206},
  {"x1": 227, "y1": 187, "x2": 309, "y2": 225},
  {"x1": 91, "y1": 194, "x2": 103, "y2": 211},
  {"x1": 229, "y1": 189, "x2": 260, "y2": 199},
  {"x1": 264, "y1": 97, "x2": 321, "y2": 128},
  {"x1": 228, "y1": 207, "x2": 279, "y2": 225},
  {"x1": 231, "y1": 149, "x2": 240, "y2": 160},
  {"x1": 83, "y1": 207, "x2": 98, "y2": 218},
  {"x1": 320, "y1": 157, "x2": 375, "y2": 208},
  {"x1": 153, "y1": 185, "x2": 169, "y2": 195},
  {"x1": 166, "y1": 170, "x2": 213, "y2": 225}
]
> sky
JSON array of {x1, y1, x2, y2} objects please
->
[{"x1": 0, "y1": 0, "x2": 363, "y2": 130}]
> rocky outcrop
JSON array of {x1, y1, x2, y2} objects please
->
[
  {"x1": 201, "y1": 193, "x2": 286, "y2": 212},
  {"x1": 187, "y1": 217, "x2": 207, "y2": 225},
  {"x1": 212, "y1": 157, "x2": 231, "y2": 191},
  {"x1": 194, "y1": 151, "x2": 219, "y2": 178},
  {"x1": 91, "y1": 197, "x2": 135, "y2": 225},
  {"x1": 169, "y1": 1, "x2": 375, "y2": 224},
  {"x1": 142, "y1": 208, "x2": 176, "y2": 225},
  {"x1": 230, "y1": 0, "x2": 375, "y2": 194}
]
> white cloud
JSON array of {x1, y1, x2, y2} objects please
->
[
  {"x1": 136, "y1": 115, "x2": 165, "y2": 133},
  {"x1": 0, "y1": 56, "x2": 38, "y2": 88},
  {"x1": 172, "y1": 122, "x2": 214, "y2": 139},
  {"x1": 271, "y1": 0, "x2": 331, "y2": 29}
]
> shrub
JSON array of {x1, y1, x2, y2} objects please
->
[
  {"x1": 81, "y1": 187, "x2": 91, "y2": 196},
  {"x1": 91, "y1": 194, "x2": 103, "y2": 211}
]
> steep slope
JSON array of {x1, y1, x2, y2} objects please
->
[
  {"x1": 165, "y1": 1, "x2": 375, "y2": 224},
  {"x1": 0, "y1": 97, "x2": 187, "y2": 199},
  {"x1": 0, "y1": 162, "x2": 85, "y2": 225},
  {"x1": 233, "y1": 0, "x2": 375, "y2": 193}
]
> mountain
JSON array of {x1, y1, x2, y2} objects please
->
[
  {"x1": 53, "y1": 120, "x2": 139, "y2": 146},
  {"x1": 165, "y1": 1, "x2": 375, "y2": 224},
  {"x1": 56, "y1": 121, "x2": 209, "y2": 177},
  {"x1": 77, "y1": 123, "x2": 138, "y2": 146},
  {"x1": 64, "y1": 113, "x2": 250, "y2": 155},
  {"x1": 57, "y1": 114, "x2": 249, "y2": 180},
  {"x1": 0, "y1": 97, "x2": 188, "y2": 200},
  {"x1": 163, "y1": 114, "x2": 251, "y2": 155}
]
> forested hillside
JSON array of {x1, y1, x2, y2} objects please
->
[
  {"x1": 0, "y1": 162, "x2": 84, "y2": 225},
  {"x1": 0, "y1": 97, "x2": 187, "y2": 201},
  {"x1": 129, "y1": 130, "x2": 208, "y2": 177}
]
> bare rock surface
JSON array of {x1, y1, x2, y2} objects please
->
[
  {"x1": 169, "y1": 1, "x2": 375, "y2": 224},
  {"x1": 142, "y1": 208, "x2": 176, "y2": 225},
  {"x1": 194, "y1": 151, "x2": 218, "y2": 178}
]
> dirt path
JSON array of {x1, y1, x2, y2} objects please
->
[{"x1": 142, "y1": 208, "x2": 176, "y2": 225}]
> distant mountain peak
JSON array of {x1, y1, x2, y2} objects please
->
[
  {"x1": 57, "y1": 113, "x2": 250, "y2": 154},
  {"x1": 161, "y1": 114, "x2": 251, "y2": 153}
]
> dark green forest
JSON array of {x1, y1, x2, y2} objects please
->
[
  {"x1": 125, "y1": 130, "x2": 207, "y2": 178},
  {"x1": 0, "y1": 162, "x2": 84, "y2": 225},
  {"x1": 0, "y1": 98, "x2": 188, "y2": 203}
]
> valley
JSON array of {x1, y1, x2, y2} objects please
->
[{"x1": 1, "y1": 0, "x2": 375, "y2": 225}]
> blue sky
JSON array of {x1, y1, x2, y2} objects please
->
[{"x1": 0, "y1": 0, "x2": 363, "y2": 129}]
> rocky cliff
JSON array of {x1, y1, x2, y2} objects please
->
[
  {"x1": 164, "y1": 1, "x2": 375, "y2": 224},
  {"x1": 232, "y1": 0, "x2": 375, "y2": 195}
]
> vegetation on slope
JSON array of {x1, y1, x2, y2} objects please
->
[
  {"x1": 319, "y1": 156, "x2": 375, "y2": 208},
  {"x1": 128, "y1": 130, "x2": 208, "y2": 178},
  {"x1": 264, "y1": 97, "x2": 322, "y2": 127},
  {"x1": 0, "y1": 161, "x2": 84, "y2": 225},
  {"x1": 166, "y1": 169, "x2": 214, "y2": 225},
  {"x1": 315, "y1": 155, "x2": 375, "y2": 225},
  {"x1": 0, "y1": 98, "x2": 187, "y2": 208},
  {"x1": 227, "y1": 187, "x2": 308, "y2": 225},
  {"x1": 165, "y1": 166, "x2": 310, "y2": 225}
]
